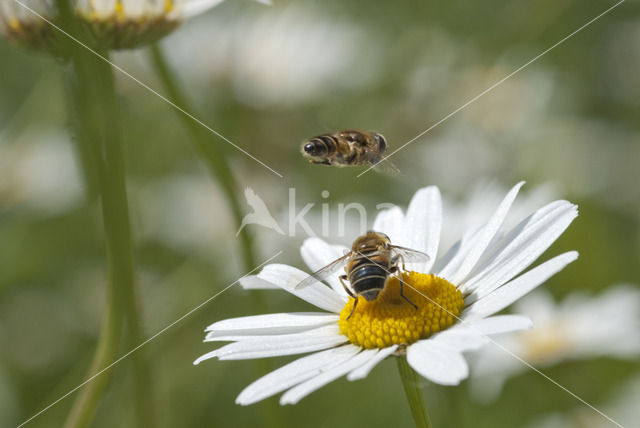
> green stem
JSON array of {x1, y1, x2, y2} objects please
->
[
  {"x1": 148, "y1": 43, "x2": 283, "y2": 427},
  {"x1": 93, "y1": 55, "x2": 155, "y2": 428},
  {"x1": 148, "y1": 44, "x2": 257, "y2": 273},
  {"x1": 57, "y1": 1, "x2": 153, "y2": 426},
  {"x1": 397, "y1": 357, "x2": 432, "y2": 428}
]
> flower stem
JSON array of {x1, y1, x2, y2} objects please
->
[
  {"x1": 148, "y1": 43, "x2": 283, "y2": 427},
  {"x1": 57, "y1": 1, "x2": 153, "y2": 426},
  {"x1": 397, "y1": 357, "x2": 432, "y2": 428},
  {"x1": 148, "y1": 44, "x2": 258, "y2": 274}
]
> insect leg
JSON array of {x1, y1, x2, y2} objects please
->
[
  {"x1": 347, "y1": 297, "x2": 359, "y2": 320},
  {"x1": 339, "y1": 275, "x2": 356, "y2": 298},
  {"x1": 340, "y1": 275, "x2": 359, "y2": 320},
  {"x1": 398, "y1": 254, "x2": 407, "y2": 272}
]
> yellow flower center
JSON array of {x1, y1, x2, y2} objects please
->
[{"x1": 338, "y1": 272, "x2": 464, "y2": 349}]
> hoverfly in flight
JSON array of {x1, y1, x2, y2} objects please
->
[{"x1": 301, "y1": 129, "x2": 399, "y2": 174}]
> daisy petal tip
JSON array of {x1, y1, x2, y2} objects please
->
[
  {"x1": 558, "y1": 250, "x2": 579, "y2": 265},
  {"x1": 518, "y1": 316, "x2": 534, "y2": 331},
  {"x1": 193, "y1": 350, "x2": 220, "y2": 365},
  {"x1": 346, "y1": 372, "x2": 363, "y2": 382},
  {"x1": 510, "y1": 181, "x2": 526, "y2": 194},
  {"x1": 301, "y1": 236, "x2": 323, "y2": 247},
  {"x1": 279, "y1": 396, "x2": 296, "y2": 406},
  {"x1": 414, "y1": 185, "x2": 440, "y2": 197},
  {"x1": 239, "y1": 275, "x2": 278, "y2": 290},
  {"x1": 234, "y1": 395, "x2": 251, "y2": 406}
]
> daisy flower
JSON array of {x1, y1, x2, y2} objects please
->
[
  {"x1": 195, "y1": 182, "x2": 579, "y2": 405},
  {"x1": 470, "y1": 285, "x2": 640, "y2": 401},
  {"x1": 0, "y1": 0, "x2": 269, "y2": 51}
]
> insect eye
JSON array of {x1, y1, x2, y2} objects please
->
[{"x1": 374, "y1": 134, "x2": 387, "y2": 151}]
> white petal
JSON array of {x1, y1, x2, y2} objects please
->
[
  {"x1": 91, "y1": 0, "x2": 117, "y2": 17},
  {"x1": 490, "y1": 200, "x2": 573, "y2": 262},
  {"x1": 193, "y1": 349, "x2": 220, "y2": 365},
  {"x1": 431, "y1": 328, "x2": 489, "y2": 353},
  {"x1": 280, "y1": 349, "x2": 378, "y2": 404},
  {"x1": 403, "y1": 186, "x2": 442, "y2": 273},
  {"x1": 256, "y1": 263, "x2": 306, "y2": 289},
  {"x1": 240, "y1": 275, "x2": 280, "y2": 290},
  {"x1": 254, "y1": 264, "x2": 347, "y2": 313},
  {"x1": 300, "y1": 237, "x2": 349, "y2": 298},
  {"x1": 193, "y1": 325, "x2": 346, "y2": 363},
  {"x1": 121, "y1": 0, "x2": 145, "y2": 18},
  {"x1": 347, "y1": 345, "x2": 398, "y2": 381},
  {"x1": 443, "y1": 182, "x2": 524, "y2": 285},
  {"x1": 236, "y1": 345, "x2": 360, "y2": 405},
  {"x1": 407, "y1": 340, "x2": 469, "y2": 385},
  {"x1": 463, "y1": 252, "x2": 579, "y2": 320},
  {"x1": 469, "y1": 200, "x2": 571, "y2": 275},
  {"x1": 372, "y1": 206, "x2": 404, "y2": 244},
  {"x1": 436, "y1": 225, "x2": 483, "y2": 280},
  {"x1": 463, "y1": 314, "x2": 533, "y2": 335},
  {"x1": 204, "y1": 312, "x2": 339, "y2": 339},
  {"x1": 462, "y1": 201, "x2": 578, "y2": 295},
  {"x1": 434, "y1": 315, "x2": 532, "y2": 353}
]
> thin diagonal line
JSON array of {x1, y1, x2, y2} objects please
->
[
  {"x1": 14, "y1": 0, "x2": 283, "y2": 179},
  {"x1": 405, "y1": 284, "x2": 623, "y2": 428},
  {"x1": 349, "y1": 252, "x2": 622, "y2": 427},
  {"x1": 17, "y1": 251, "x2": 282, "y2": 428},
  {"x1": 357, "y1": 0, "x2": 625, "y2": 178}
]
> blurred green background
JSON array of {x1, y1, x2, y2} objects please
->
[{"x1": 1, "y1": 0, "x2": 639, "y2": 427}]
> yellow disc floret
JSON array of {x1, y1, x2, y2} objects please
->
[{"x1": 338, "y1": 272, "x2": 464, "y2": 349}]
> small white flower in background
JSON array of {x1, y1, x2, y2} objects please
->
[
  {"x1": 0, "y1": 0, "x2": 269, "y2": 51},
  {"x1": 469, "y1": 285, "x2": 640, "y2": 402},
  {"x1": 165, "y1": 4, "x2": 379, "y2": 108},
  {"x1": 195, "y1": 182, "x2": 579, "y2": 405},
  {"x1": 525, "y1": 373, "x2": 640, "y2": 428},
  {"x1": 0, "y1": 133, "x2": 83, "y2": 214}
]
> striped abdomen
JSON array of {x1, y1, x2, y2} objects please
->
[
  {"x1": 302, "y1": 132, "x2": 368, "y2": 166},
  {"x1": 347, "y1": 254, "x2": 389, "y2": 301},
  {"x1": 303, "y1": 134, "x2": 340, "y2": 157}
]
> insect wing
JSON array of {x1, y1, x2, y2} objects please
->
[
  {"x1": 389, "y1": 245, "x2": 431, "y2": 264},
  {"x1": 294, "y1": 253, "x2": 351, "y2": 290},
  {"x1": 370, "y1": 158, "x2": 400, "y2": 176}
]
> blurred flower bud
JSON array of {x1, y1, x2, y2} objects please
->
[{"x1": 0, "y1": 0, "x2": 269, "y2": 52}]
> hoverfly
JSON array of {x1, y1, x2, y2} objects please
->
[
  {"x1": 295, "y1": 231, "x2": 430, "y2": 319},
  {"x1": 301, "y1": 129, "x2": 399, "y2": 174}
]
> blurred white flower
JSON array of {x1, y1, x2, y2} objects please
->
[
  {"x1": 525, "y1": 373, "x2": 640, "y2": 428},
  {"x1": 165, "y1": 4, "x2": 380, "y2": 107},
  {"x1": 135, "y1": 174, "x2": 233, "y2": 251},
  {"x1": 0, "y1": 133, "x2": 83, "y2": 214},
  {"x1": 0, "y1": 0, "x2": 268, "y2": 50},
  {"x1": 470, "y1": 285, "x2": 640, "y2": 402},
  {"x1": 457, "y1": 65, "x2": 554, "y2": 136}
]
